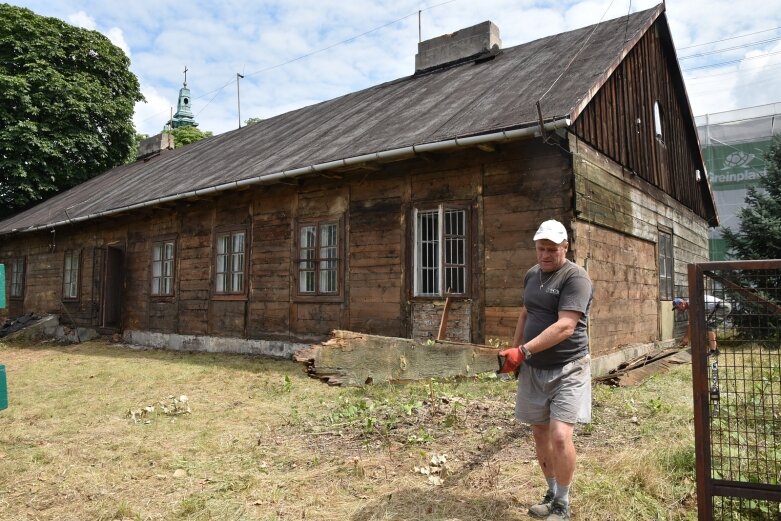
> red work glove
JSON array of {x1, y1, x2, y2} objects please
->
[{"x1": 497, "y1": 346, "x2": 526, "y2": 378}]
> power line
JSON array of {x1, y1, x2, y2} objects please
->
[
  {"x1": 678, "y1": 25, "x2": 781, "y2": 50},
  {"x1": 682, "y1": 49, "x2": 781, "y2": 71},
  {"x1": 137, "y1": 0, "x2": 459, "y2": 131},
  {"x1": 686, "y1": 61, "x2": 781, "y2": 81},
  {"x1": 134, "y1": 1, "x2": 458, "y2": 130},
  {"x1": 241, "y1": 0, "x2": 457, "y2": 81},
  {"x1": 538, "y1": 0, "x2": 618, "y2": 104},
  {"x1": 679, "y1": 35, "x2": 781, "y2": 60}
]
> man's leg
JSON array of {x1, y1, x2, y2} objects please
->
[
  {"x1": 708, "y1": 330, "x2": 718, "y2": 351},
  {"x1": 528, "y1": 423, "x2": 557, "y2": 518},
  {"x1": 547, "y1": 420, "x2": 577, "y2": 487}
]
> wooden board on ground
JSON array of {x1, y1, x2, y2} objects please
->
[
  {"x1": 595, "y1": 348, "x2": 691, "y2": 387},
  {"x1": 294, "y1": 330, "x2": 501, "y2": 386}
]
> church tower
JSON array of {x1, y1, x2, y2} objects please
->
[{"x1": 169, "y1": 66, "x2": 199, "y2": 129}]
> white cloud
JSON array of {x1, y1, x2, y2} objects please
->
[
  {"x1": 134, "y1": 85, "x2": 174, "y2": 136},
  {"x1": 66, "y1": 10, "x2": 95, "y2": 30},
  {"x1": 66, "y1": 10, "x2": 130, "y2": 57},
  {"x1": 12, "y1": 0, "x2": 781, "y2": 133}
]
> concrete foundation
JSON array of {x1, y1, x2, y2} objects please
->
[{"x1": 123, "y1": 330, "x2": 307, "y2": 359}]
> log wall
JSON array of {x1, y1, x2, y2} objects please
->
[
  {"x1": 1, "y1": 133, "x2": 706, "y2": 354},
  {"x1": 570, "y1": 135, "x2": 709, "y2": 354}
]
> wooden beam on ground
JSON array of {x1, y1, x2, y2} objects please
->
[
  {"x1": 293, "y1": 330, "x2": 501, "y2": 386},
  {"x1": 594, "y1": 348, "x2": 691, "y2": 387}
]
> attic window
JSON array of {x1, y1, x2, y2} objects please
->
[{"x1": 653, "y1": 101, "x2": 664, "y2": 142}]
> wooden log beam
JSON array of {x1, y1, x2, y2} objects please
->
[{"x1": 294, "y1": 330, "x2": 501, "y2": 386}]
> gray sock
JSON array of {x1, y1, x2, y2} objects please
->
[
  {"x1": 554, "y1": 483, "x2": 570, "y2": 505},
  {"x1": 546, "y1": 477, "x2": 558, "y2": 496}
]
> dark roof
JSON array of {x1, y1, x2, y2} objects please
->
[{"x1": 0, "y1": 5, "x2": 665, "y2": 235}]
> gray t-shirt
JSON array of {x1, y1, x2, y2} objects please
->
[{"x1": 522, "y1": 260, "x2": 593, "y2": 368}]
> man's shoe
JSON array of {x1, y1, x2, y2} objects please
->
[
  {"x1": 545, "y1": 500, "x2": 570, "y2": 520},
  {"x1": 527, "y1": 490, "x2": 555, "y2": 518}
]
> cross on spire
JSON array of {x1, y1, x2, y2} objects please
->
[{"x1": 183, "y1": 66, "x2": 188, "y2": 86}]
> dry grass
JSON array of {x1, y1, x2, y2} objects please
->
[{"x1": 0, "y1": 338, "x2": 697, "y2": 520}]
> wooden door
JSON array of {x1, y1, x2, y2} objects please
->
[{"x1": 101, "y1": 247, "x2": 123, "y2": 329}]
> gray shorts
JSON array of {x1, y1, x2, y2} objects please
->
[{"x1": 515, "y1": 355, "x2": 592, "y2": 425}]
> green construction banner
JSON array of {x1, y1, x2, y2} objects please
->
[
  {"x1": 704, "y1": 139, "x2": 772, "y2": 190},
  {"x1": 0, "y1": 264, "x2": 5, "y2": 309}
]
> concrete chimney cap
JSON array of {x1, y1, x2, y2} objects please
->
[{"x1": 415, "y1": 21, "x2": 501, "y2": 72}]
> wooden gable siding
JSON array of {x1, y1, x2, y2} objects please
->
[{"x1": 571, "y1": 20, "x2": 707, "y2": 219}]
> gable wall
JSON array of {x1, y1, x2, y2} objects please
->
[{"x1": 572, "y1": 20, "x2": 710, "y2": 221}]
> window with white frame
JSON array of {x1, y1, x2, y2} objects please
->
[
  {"x1": 659, "y1": 230, "x2": 674, "y2": 300},
  {"x1": 298, "y1": 221, "x2": 340, "y2": 295},
  {"x1": 62, "y1": 250, "x2": 80, "y2": 300},
  {"x1": 10, "y1": 257, "x2": 25, "y2": 299},
  {"x1": 151, "y1": 239, "x2": 176, "y2": 296},
  {"x1": 215, "y1": 229, "x2": 246, "y2": 294},
  {"x1": 414, "y1": 205, "x2": 468, "y2": 297}
]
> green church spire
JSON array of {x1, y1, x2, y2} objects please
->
[{"x1": 169, "y1": 66, "x2": 199, "y2": 129}]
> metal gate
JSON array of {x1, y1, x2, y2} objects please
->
[{"x1": 690, "y1": 260, "x2": 781, "y2": 520}]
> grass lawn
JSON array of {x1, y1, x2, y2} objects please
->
[{"x1": 0, "y1": 338, "x2": 697, "y2": 520}]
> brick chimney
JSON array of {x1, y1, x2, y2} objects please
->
[{"x1": 415, "y1": 21, "x2": 501, "y2": 73}]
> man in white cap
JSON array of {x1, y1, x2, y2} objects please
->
[{"x1": 499, "y1": 219, "x2": 593, "y2": 521}]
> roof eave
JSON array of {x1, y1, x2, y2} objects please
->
[{"x1": 1, "y1": 118, "x2": 572, "y2": 237}]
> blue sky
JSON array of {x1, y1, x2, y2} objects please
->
[{"x1": 8, "y1": 0, "x2": 781, "y2": 136}]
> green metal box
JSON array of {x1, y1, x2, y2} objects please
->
[{"x1": 0, "y1": 364, "x2": 7, "y2": 411}]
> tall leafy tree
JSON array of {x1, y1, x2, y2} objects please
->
[
  {"x1": 165, "y1": 126, "x2": 213, "y2": 148},
  {"x1": 0, "y1": 4, "x2": 144, "y2": 218}
]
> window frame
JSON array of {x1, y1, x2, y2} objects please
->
[
  {"x1": 9, "y1": 256, "x2": 25, "y2": 300},
  {"x1": 294, "y1": 217, "x2": 344, "y2": 302},
  {"x1": 658, "y1": 229, "x2": 674, "y2": 301},
  {"x1": 62, "y1": 250, "x2": 81, "y2": 301},
  {"x1": 150, "y1": 236, "x2": 177, "y2": 299},
  {"x1": 212, "y1": 226, "x2": 249, "y2": 300},
  {"x1": 412, "y1": 203, "x2": 470, "y2": 298}
]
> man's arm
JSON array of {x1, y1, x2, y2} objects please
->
[
  {"x1": 512, "y1": 307, "x2": 528, "y2": 347},
  {"x1": 523, "y1": 310, "x2": 582, "y2": 355}
]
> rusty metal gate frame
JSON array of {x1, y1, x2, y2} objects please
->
[{"x1": 690, "y1": 259, "x2": 781, "y2": 520}]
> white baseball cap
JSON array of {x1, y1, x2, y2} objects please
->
[{"x1": 533, "y1": 219, "x2": 568, "y2": 244}]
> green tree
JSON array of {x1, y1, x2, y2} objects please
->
[
  {"x1": 721, "y1": 135, "x2": 781, "y2": 260},
  {"x1": 244, "y1": 117, "x2": 263, "y2": 126},
  {"x1": 165, "y1": 126, "x2": 213, "y2": 148},
  {"x1": 0, "y1": 4, "x2": 143, "y2": 218},
  {"x1": 125, "y1": 132, "x2": 149, "y2": 163},
  {"x1": 721, "y1": 135, "x2": 781, "y2": 345}
]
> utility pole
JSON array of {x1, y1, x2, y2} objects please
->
[{"x1": 237, "y1": 73, "x2": 244, "y2": 129}]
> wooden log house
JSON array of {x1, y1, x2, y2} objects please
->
[{"x1": 0, "y1": 5, "x2": 717, "y2": 362}]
